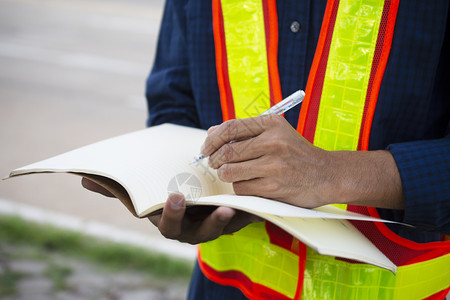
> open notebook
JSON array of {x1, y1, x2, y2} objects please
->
[{"x1": 7, "y1": 123, "x2": 400, "y2": 272}]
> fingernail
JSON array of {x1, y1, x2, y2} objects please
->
[
  {"x1": 218, "y1": 208, "x2": 235, "y2": 222},
  {"x1": 169, "y1": 193, "x2": 184, "y2": 210},
  {"x1": 219, "y1": 215, "x2": 231, "y2": 222}
]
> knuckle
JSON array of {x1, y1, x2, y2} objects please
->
[
  {"x1": 264, "y1": 180, "x2": 282, "y2": 194},
  {"x1": 232, "y1": 181, "x2": 245, "y2": 195},
  {"x1": 246, "y1": 117, "x2": 263, "y2": 134},
  {"x1": 208, "y1": 157, "x2": 219, "y2": 170},
  {"x1": 264, "y1": 114, "x2": 287, "y2": 131},
  {"x1": 218, "y1": 164, "x2": 233, "y2": 182},
  {"x1": 204, "y1": 139, "x2": 220, "y2": 156},
  {"x1": 270, "y1": 113, "x2": 285, "y2": 125},
  {"x1": 277, "y1": 138, "x2": 290, "y2": 154},
  {"x1": 208, "y1": 156, "x2": 217, "y2": 169},
  {"x1": 222, "y1": 120, "x2": 238, "y2": 141},
  {"x1": 221, "y1": 143, "x2": 235, "y2": 162},
  {"x1": 264, "y1": 113, "x2": 281, "y2": 125},
  {"x1": 265, "y1": 135, "x2": 290, "y2": 155}
]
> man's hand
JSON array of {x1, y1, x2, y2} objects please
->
[
  {"x1": 148, "y1": 192, "x2": 261, "y2": 244},
  {"x1": 82, "y1": 178, "x2": 261, "y2": 244},
  {"x1": 201, "y1": 114, "x2": 405, "y2": 209}
]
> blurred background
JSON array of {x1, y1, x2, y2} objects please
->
[{"x1": 0, "y1": 0, "x2": 195, "y2": 298}]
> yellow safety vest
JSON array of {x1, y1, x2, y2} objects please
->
[{"x1": 199, "y1": 0, "x2": 450, "y2": 299}]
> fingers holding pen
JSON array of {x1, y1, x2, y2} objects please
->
[
  {"x1": 201, "y1": 116, "x2": 274, "y2": 157},
  {"x1": 208, "y1": 138, "x2": 265, "y2": 169},
  {"x1": 204, "y1": 115, "x2": 288, "y2": 168}
]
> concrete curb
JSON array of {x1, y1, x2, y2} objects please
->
[{"x1": 0, "y1": 198, "x2": 196, "y2": 261}]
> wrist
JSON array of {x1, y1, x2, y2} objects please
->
[{"x1": 328, "y1": 150, "x2": 405, "y2": 209}]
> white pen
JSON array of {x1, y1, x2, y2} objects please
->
[{"x1": 191, "y1": 89, "x2": 305, "y2": 164}]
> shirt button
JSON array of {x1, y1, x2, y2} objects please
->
[{"x1": 290, "y1": 21, "x2": 301, "y2": 33}]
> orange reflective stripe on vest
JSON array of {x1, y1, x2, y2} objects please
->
[{"x1": 202, "y1": 0, "x2": 450, "y2": 299}]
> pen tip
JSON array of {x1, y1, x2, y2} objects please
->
[{"x1": 191, "y1": 154, "x2": 205, "y2": 164}]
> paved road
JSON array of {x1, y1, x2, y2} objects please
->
[{"x1": 0, "y1": 0, "x2": 196, "y2": 259}]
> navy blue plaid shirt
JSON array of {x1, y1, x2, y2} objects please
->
[{"x1": 146, "y1": 0, "x2": 450, "y2": 240}]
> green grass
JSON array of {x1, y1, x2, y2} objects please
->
[
  {"x1": 0, "y1": 215, "x2": 194, "y2": 280},
  {"x1": 0, "y1": 268, "x2": 23, "y2": 296},
  {"x1": 44, "y1": 262, "x2": 73, "y2": 291}
]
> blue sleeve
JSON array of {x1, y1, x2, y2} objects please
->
[
  {"x1": 388, "y1": 134, "x2": 450, "y2": 235},
  {"x1": 145, "y1": 0, "x2": 200, "y2": 128},
  {"x1": 386, "y1": 5, "x2": 450, "y2": 235}
]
